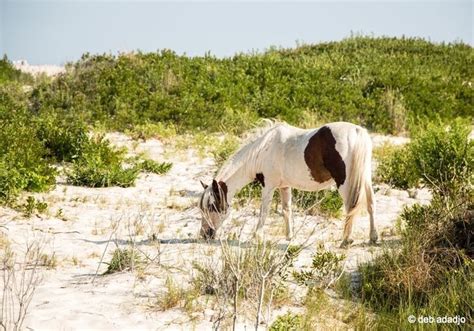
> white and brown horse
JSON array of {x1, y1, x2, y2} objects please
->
[{"x1": 198, "y1": 121, "x2": 377, "y2": 247}]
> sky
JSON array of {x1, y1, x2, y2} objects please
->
[{"x1": 0, "y1": 0, "x2": 472, "y2": 65}]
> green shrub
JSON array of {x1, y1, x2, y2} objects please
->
[
  {"x1": 293, "y1": 250, "x2": 345, "y2": 288},
  {"x1": 376, "y1": 120, "x2": 472, "y2": 192},
  {"x1": 375, "y1": 145, "x2": 418, "y2": 190},
  {"x1": 17, "y1": 196, "x2": 48, "y2": 217},
  {"x1": 0, "y1": 85, "x2": 57, "y2": 202},
  {"x1": 126, "y1": 122, "x2": 177, "y2": 141},
  {"x1": 35, "y1": 113, "x2": 90, "y2": 162},
  {"x1": 293, "y1": 190, "x2": 344, "y2": 218},
  {"x1": 353, "y1": 172, "x2": 472, "y2": 327},
  {"x1": 104, "y1": 248, "x2": 141, "y2": 274},
  {"x1": 136, "y1": 159, "x2": 172, "y2": 175},
  {"x1": 67, "y1": 136, "x2": 139, "y2": 187},
  {"x1": 270, "y1": 312, "x2": 303, "y2": 331},
  {"x1": 410, "y1": 120, "x2": 473, "y2": 196},
  {"x1": 30, "y1": 37, "x2": 473, "y2": 135},
  {"x1": 0, "y1": 56, "x2": 33, "y2": 85}
]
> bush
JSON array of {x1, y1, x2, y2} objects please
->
[
  {"x1": 410, "y1": 120, "x2": 473, "y2": 196},
  {"x1": 376, "y1": 119, "x2": 473, "y2": 192},
  {"x1": 104, "y1": 248, "x2": 141, "y2": 274},
  {"x1": 0, "y1": 85, "x2": 56, "y2": 202},
  {"x1": 293, "y1": 250, "x2": 345, "y2": 288},
  {"x1": 352, "y1": 122, "x2": 473, "y2": 328},
  {"x1": 125, "y1": 122, "x2": 177, "y2": 141},
  {"x1": 30, "y1": 37, "x2": 473, "y2": 135},
  {"x1": 270, "y1": 312, "x2": 302, "y2": 331},
  {"x1": 375, "y1": 145, "x2": 418, "y2": 190},
  {"x1": 17, "y1": 196, "x2": 48, "y2": 217},
  {"x1": 293, "y1": 190, "x2": 344, "y2": 218},
  {"x1": 35, "y1": 113, "x2": 90, "y2": 162},
  {"x1": 135, "y1": 159, "x2": 172, "y2": 175},
  {"x1": 0, "y1": 56, "x2": 33, "y2": 85},
  {"x1": 67, "y1": 136, "x2": 139, "y2": 187}
]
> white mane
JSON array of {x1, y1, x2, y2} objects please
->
[{"x1": 217, "y1": 119, "x2": 285, "y2": 180}]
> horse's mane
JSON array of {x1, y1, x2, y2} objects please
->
[{"x1": 217, "y1": 119, "x2": 285, "y2": 179}]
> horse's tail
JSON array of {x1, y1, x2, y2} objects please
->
[{"x1": 345, "y1": 127, "x2": 372, "y2": 218}]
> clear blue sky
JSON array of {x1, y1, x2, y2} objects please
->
[{"x1": 1, "y1": 0, "x2": 472, "y2": 65}]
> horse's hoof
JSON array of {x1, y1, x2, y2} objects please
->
[
  {"x1": 369, "y1": 232, "x2": 378, "y2": 244},
  {"x1": 339, "y1": 239, "x2": 354, "y2": 248}
]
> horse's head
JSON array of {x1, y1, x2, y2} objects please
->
[{"x1": 198, "y1": 179, "x2": 229, "y2": 239}]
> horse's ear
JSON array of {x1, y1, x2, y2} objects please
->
[
  {"x1": 211, "y1": 179, "x2": 219, "y2": 193},
  {"x1": 200, "y1": 180, "x2": 208, "y2": 189}
]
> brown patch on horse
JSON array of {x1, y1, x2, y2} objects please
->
[
  {"x1": 210, "y1": 180, "x2": 229, "y2": 213},
  {"x1": 255, "y1": 173, "x2": 265, "y2": 187},
  {"x1": 304, "y1": 126, "x2": 346, "y2": 187}
]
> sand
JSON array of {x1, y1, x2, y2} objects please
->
[{"x1": 0, "y1": 130, "x2": 434, "y2": 330}]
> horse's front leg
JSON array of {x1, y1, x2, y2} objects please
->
[
  {"x1": 255, "y1": 186, "x2": 275, "y2": 240},
  {"x1": 279, "y1": 187, "x2": 293, "y2": 240}
]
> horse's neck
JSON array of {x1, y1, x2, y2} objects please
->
[{"x1": 217, "y1": 165, "x2": 254, "y2": 201}]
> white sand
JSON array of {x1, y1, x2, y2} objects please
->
[{"x1": 0, "y1": 133, "x2": 432, "y2": 330}]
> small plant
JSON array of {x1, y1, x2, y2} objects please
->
[
  {"x1": 270, "y1": 312, "x2": 302, "y2": 331},
  {"x1": 104, "y1": 248, "x2": 141, "y2": 274},
  {"x1": 0, "y1": 240, "x2": 43, "y2": 330},
  {"x1": 67, "y1": 136, "x2": 139, "y2": 187},
  {"x1": 293, "y1": 250, "x2": 345, "y2": 288},
  {"x1": 410, "y1": 119, "x2": 473, "y2": 197},
  {"x1": 39, "y1": 252, "x2": 57, "y2": 269},
  {"x1": 126, "y1": 122, "x2": 177, "y2": 141},
  {"x1": 136, "y1": 159, "x2": 172, "y2": 175},
  {"x1": 375, "y1": 120, "x2": 472, "y2": 193},
  {"x1": 155, "y1": 276, "x2": 199, "y2": 312},
  {"x1": 17, "y1": 196, "x2": 48, "y2": 217},
  {"x1": 293, "y1": 190, "x2": 343, "y2": 218},
  {"x1": 156, "y1": 277, "x2": 183, "y2": 311},
  {"x1": 375, "y1": 144, "x2": 418, "y2": 190}
]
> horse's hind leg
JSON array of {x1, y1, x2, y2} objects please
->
[
  {"x1": 340, "y1": 215, "x2": 355, "y2": 248},
  {"x1": 280, "y1": 187, "x2": 293, "y2": 240},
  {"x1": 366, "y1": 182, "x2": 378, "y2": 244},
  {"x1": 338, "y1": 184, "x2": 356, "y2": 248}
]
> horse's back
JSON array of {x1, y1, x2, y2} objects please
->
[{"x1": 273, "y1": 122, "x2": 371, "y2": 190}]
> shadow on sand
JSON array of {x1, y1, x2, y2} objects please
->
[{"x1": 81, "y1": 236, "x2": 293, "y2": 251}]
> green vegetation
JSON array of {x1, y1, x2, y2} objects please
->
[
  {"x1": 30, "y1": 37, "x2": 473, "y2": 134},
  {"x1": 135, "y1": 159, "x2": 172, "y2": 175},
  {"x1": 270, "y1": 312, "x2": 302, "y2": 331},
  {"x1": 293, "y1": 250, "x2": 345, "y2": 288},
  {"x1": 0, "y1": 84, "x2": 57, "y2": 202},
  {"x1": 17, "y1": 196, "x2": 48, "y2": 217},
  {"x1": 1, "y1": 37, "x2": 472, "y2": 202},
  {"x1": 376, "y1": 119, "x2": 473, "y2": 191},
  {"x1": 104, "y1": 248, "x2": 142, "y2": 274},
  {"x1": 125, "y1": 122, "x2": 177, "y2": 141},
  {"x1": 66, "y1": 136, "x2": 139, "y2": 187},
  {"x1": 0, "y1": 56, "x2": 32, "y2": 85},
  {"x1": 293, "y1": 190, "x2": 343, "y2": 218},
  {"x1": 344, "y1": 123, "x2": 473, "y2": 329}
]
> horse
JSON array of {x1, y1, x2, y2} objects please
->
[{"x1": 198, "y1": 121, "x2": 378, "y2": 248}]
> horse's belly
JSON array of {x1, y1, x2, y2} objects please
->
[{"x1": 280, "y1": 158, "x2": 335, "y2": 191}]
